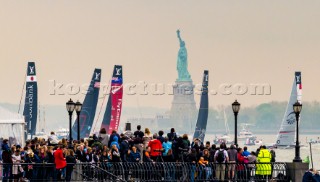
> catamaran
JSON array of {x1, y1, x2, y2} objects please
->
[
  {"x1": 274, "y1": 72, "x2": 302, "y2": 148},
  {"x1": 100, "y1": 65, "x2": 123, "y2": 135},
  {"x1": 193, "y1": 70, "x2": 209, "y2": 142}
]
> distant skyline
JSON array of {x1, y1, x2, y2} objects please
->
[{"x1": 1, "y1": 1, "x2": 320, "y2": 110}]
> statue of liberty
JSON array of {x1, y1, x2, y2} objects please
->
[{"x1": 176, "y1": 30, "x2": 191, "y2": 81}]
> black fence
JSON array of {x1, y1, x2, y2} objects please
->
[{"x1": 0, "y1": 162, "x2": 288, "y2": 181}]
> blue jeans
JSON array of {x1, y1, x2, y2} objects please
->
[{"x1": 190, "y1": 164, "x2": 196, "y2": 182}]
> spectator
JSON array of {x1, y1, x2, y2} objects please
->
[
  {"x1": 162, "y1": 137, "x2": 172, "y2": 157},
  {"x1": 143, "y1": 147, "x2": 153, "y2": 162},
  {"x1": 227, "y1": 144, "x2": 237, "y2": 180},
  {"x1": 157, "y1": 130, "x2": 165, "y2": 144},
  {"x1": 111, "y1": 144, "x2": 121, "y2": 162},
  {"x1": 242, "y1": 146, "x2": 250, "y2": 157},
  {"x1": 48, "y1": 132, "x2": 59, "y2": 146},
  {"x1": 110, "y1": 136, "x2": 120, "y2": 150},
  {"x1": 108, "y1": 130, "x2": 120, "y2": 148},
  {"x1": 148, "y1": 134, "x2": 162, "y2": 161},
  {"x1": 2, "y1": 139, "x2": 12, "y2": 181},
  {"x1": 12, "y1": 149, "x2": 24, "y2": 181},
  {"x1": 66, "y1": 149, "x2": 76, "y2": 182},
  {"x1": 167, "y1": 128, "x2": 177, "y2": 142},
  {"x1": 128, "y1": 146, "x2": 141, "y2": 162},
  {"x1": 256, "y1": 145, "x2": 272, "y2": 180},
  {"x1": 54, "y1": 145, "x2": 67, "y2": 180},
  {"x1": 120, "y1": 136, "x2": 129, "y2": 162},
  {"x1": 214, "y1": 143, "x2": 229, "y2": 181},
  {"x1": 99, "y1": 128, "x2": 109, "y2": 147},
  {"x1": 143, "y1": 128, "x2": 153, "y2": 149},
  {"x1": 133, "y1": 125, "x2": 145, "y2": 159},
  {"x1": 75, "y1": 144, "x2": 86, "y2": 162},
  {"x1": 45, "y1": 146, "x2": 55, "y2": 180}
]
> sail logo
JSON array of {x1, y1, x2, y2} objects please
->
[
  {"x1": 95, "y1": 72, "x2": 100, "y2": 80},
  {"x1": 115, "y1": 68, "x2": 122, "y2": 76},
  {"x1": 29, "y1": 66, "x2": 35, "y2": 74},
  {"x1": 205, "y1": 75, "x2": 208, "y2": 82},
  {"x1": 296, "y1": 75, "x2": 301, "y2": 83},
  {"x1": 286, "y1": 112, "x2": 295, "y2": 125},
  {"x1": 111, "y1": 86, "x2": 122, "y2": 94}
]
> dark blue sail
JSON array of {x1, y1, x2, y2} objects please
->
[
  {"x1": 100, "y1": 95, "x2": 111, "y2": 132},
  {"x1": 72, "y1": 69, "x2": 101, "y2": 139},
  {"x1": 193, "y1": 70, "x2": 209, "y2": 142},
  {"x1": 23, "y1": 62, "x2": 38, "y2": 138}
]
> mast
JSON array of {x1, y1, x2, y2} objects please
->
[
  {"x1": 192, "y1": 70, "x2": 209, "y2": 142},
  {"x1": 71, "y1": 69, "x2": 101, "y2": 139},
  {"x1": 224, "y1": 109, "x2": 230, "y2": 135}
]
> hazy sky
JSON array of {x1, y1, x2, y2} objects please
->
[{"x1": 1, "y1": 1, "x2": 320, "y2": 110}]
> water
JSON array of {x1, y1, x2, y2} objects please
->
[{"x1": 205, "y1": 134, "x2": 320, "y2": 169}]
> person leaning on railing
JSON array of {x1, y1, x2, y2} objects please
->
[
  {"x1": 256, "y1": 145, "x2": 272, "y2": 180},
  {"x1": 143, "y1": 146, "x2": 154, "y2": 162},
  {"x1": 214, "y1": 143, "x2": 229, "y2": 181}
]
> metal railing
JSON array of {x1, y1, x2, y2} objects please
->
[{"x1": 0, "y1": 162, "x2": 288, "y2": 181}]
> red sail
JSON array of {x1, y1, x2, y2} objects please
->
[{"x1": 100, "y1": 65, "x2": 123, "y2": 134}]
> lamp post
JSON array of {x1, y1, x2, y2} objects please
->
[
  {"x1": 293, "y1": 101, "x2": 302, "y2": 162},
  {"x1": 66, "y1": 98, "x2": 75, "y2": 146},
  {"x1": 75, "y1": 100, "x2": 82, "y2": 142},
  {"x1": 232, "y1": 100, "x2": 240, "y2": 146}
]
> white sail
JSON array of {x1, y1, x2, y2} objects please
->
[{"x1": 275, "y1": 72, "x2": 302, "y2": 146}]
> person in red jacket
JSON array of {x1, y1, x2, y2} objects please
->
[
  {"x1": 148, "y1": 134, "x2": 163, "y2": 161},
  {"x1": 237, "y1": 147, "x2": 245, "y2": 180},
  {"x1": 54, "y1": 145, "x2": 67, "y2": 180}
]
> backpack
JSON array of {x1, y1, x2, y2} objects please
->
[{"x1": 216, "y1": 150, "x2": 225, "y2": 163}]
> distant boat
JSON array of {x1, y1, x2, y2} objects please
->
[
  {"x1": 275, "y1": 72, "x2": 302, "y2": 148},
  {"x1": 244, "y1": 136, "x2": 263, "y2": 146},
  {"x1": 238, "y1": 124, "x2": 255, "y2": 141},
  {"x1": 193, "y1": 70, "x2": 209, "y2": 142},
  {"x1": 56, "y1": 128, "x2": 69, "y2": 140},
  {"x1": 71, "y1": 69, "x2": 101, "y2": 139},
  {"x1": 214, "y1": 109, "x2": 233, "y2": 145},
  {"x1": 100, "y1": 65, "x2": 123, "y2": 135},
  {"x1": 34, "y1": 131, "x2": 48, "y2": 140},
  {"x1": 22, "y1": 62, "x2": 38, "y2": 139}
]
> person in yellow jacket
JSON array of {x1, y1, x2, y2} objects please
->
[{"x1": 256, "y1": 145, "x2": 272, "y2": 180}]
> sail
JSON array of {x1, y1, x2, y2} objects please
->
[
  {"x1": 224, "y1": 109, "x2": 230, "y2": 135},
  {"x1": 100, "y1": 95, "x2": 111, "y2": 132},
  {"x1": 275, "y1": 72, "x2": 302, "y2": 146},
  {"x1": 23, "y1": 62, "x2": 38, "y2": 137},
  {"x1": 100, "y1": 65, "x2": 123, "y2": 134},
  {"x1": 193, "y1": 70, "x2": 209, "y2": 142},
  {"x1": 72, "y1": 69, "x2": 101, "y2": 139}
]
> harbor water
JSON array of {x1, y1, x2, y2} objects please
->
[{"x1": 205, "y1": 134, "x2": 320, "y2": 169}]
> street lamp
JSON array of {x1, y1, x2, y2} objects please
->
[
  {"x1": 232, "y1": 100, "x2": 240, "y2": 146},
  {"x1": 66, "y1": 98, "x2": 75, "y2": 146},
  {"x1": 293, "y1": 101, "x2": 302, "y2": 162},
  {"x1": 75, "y1": 100, "x2": 82, "y2": 142}
]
